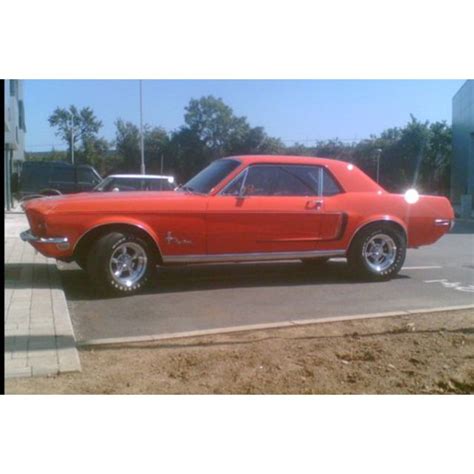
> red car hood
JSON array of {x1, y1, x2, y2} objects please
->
[{"x1": 23, "y1": 191, "x2": 199, "y2": 215}]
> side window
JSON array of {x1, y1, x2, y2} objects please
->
[
  {"x1": 276, "y1": 166, "x2": 319, "y2": 196},
  {"x1": 115, "y1": 178, "x2": 142, "y2": 191},
  {"x1": 222, "y1": 172, "x2": 246, "y2": 195},
  {"x1": 243, "y1": 166, "x2": 280, "y2": 196},
  {"x1": 322, "y1": 169, "x2": 343, "y2": 196},
  {"x1": 78, "y1": 168, "x2": 96, "y2": 184},
  {"x1": 146, "y1": 179, "x2": 158, "y2": 191},
  {"x1": 51, "y1": 167, "x2": 75, "y2": 183}
]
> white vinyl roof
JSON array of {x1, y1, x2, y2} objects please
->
[{"x1": 107, "y1": 174, "x2": 174, "y2": 181}]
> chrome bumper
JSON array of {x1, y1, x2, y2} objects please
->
[
  {"x1": 20, "y1": 229, "x2": 69, "y2": 246},
  {"x1": 434, "y1": 219, "x2": 454, "y2": 231}
]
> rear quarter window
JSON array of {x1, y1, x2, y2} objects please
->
[{"x1": 323, "y1": 169, "x2": 343, "y2": 196}]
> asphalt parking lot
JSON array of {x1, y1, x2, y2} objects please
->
[{"x1": 60, "y1": 221, "x2": 474, "y2": 342}]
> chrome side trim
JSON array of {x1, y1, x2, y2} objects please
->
[
  {"x1": 20, "y1": 229, "x2": 69, "y2": 245},
  {"x1": 434, "y1": 218, "x2": 451, "y2": 227},
  {"x1": 162, "y1": 249, "x2": 346, "y2": 264}
]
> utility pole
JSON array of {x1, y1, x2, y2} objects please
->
[
  {"x1": 70, "y1": 115, "x2": 75, "y2": 165},
  {"x1": 376, "y1": 148, "x2": 382, "y2": 183},
  {"x1": 160, "y1": 153, "x2": 164, "y2": 174},
  {"x1": 139, "y1": 80, "x2": 145, "y2": 174}
]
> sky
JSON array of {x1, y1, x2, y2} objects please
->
[{"x1": 24, "y1": 80, "x2": 466, "y2": 151}]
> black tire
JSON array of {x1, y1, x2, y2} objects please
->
[
  {"x1": 301, "y1": 257, "x2": 330, "y2": 266},
  {"x1": 75, "y1": 255, "x2": 88, "y2": 272},
  {"x1": 347, "y1": 223, "x2": 406, "y2": 281},
  {"x1": 86, "y1": 231, "x2": 156, "y2": 295}
]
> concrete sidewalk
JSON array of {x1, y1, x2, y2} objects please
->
[{"x1": 4, "y1": 212, "x2": 81, "y2": 378}]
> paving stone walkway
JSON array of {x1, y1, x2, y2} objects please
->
[{"x1": 5, "y1": 213, "x2": 81, "y2": 378}]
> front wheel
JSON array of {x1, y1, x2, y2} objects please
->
[
  {"x1": 347, "y1": 224, "x2": 406, "y2": 281},
  {"x1": 75, "y1": 255, "x2": 88, "y2": 272},
  {"x1": 87, "y1": 231, "x2": 156, "y2": 295}
]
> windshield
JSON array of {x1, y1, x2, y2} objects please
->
[
  {"x1": 182, "y1": 159, "x2": 241, "y2": 194},
  {"x1": 93, "y1": 176, "x2": 113, "y2": 192}
]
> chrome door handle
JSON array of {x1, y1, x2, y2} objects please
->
[{"x1": 306, "y1": 199, "x2": 323, "y2": 210}]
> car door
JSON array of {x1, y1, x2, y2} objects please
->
[{"x1": 206, "y1": 164, "x2": 327, "y2": 255}]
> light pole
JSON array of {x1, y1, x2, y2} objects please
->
[
  {"x1": 376, "y1": 148, "x2": 382, "y2": 183},
  {"x1": 70, "y1": 116, "x2": 75, "y2": 165},
  {"x1": 139, "y1": 80, "x2": 145, "y2": 174}
]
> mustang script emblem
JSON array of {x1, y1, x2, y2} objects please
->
[{"x1": 165, "y1": 231, "x2": 192, "y2": 246}]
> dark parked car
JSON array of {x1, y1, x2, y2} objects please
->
[{"x1": 20, "y1": 161, "x2": 102, "y2": 198}]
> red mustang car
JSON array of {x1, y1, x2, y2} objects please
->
[{"x1": 21, "y1": 155, "x2": 454, "y2": 295}]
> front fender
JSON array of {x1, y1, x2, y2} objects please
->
[{"x1": 71, "y1": 216, "x2": 162, "y2": 253}]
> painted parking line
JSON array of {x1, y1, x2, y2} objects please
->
[{"x1": 424, "y1": 279, "x2": 474, "y2": 293}]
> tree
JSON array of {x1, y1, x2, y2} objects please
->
[
  {"x1": 110, "y1": 100, "x2": 452, "y2": 196},
  {"x1": 285, "y1": 142, "x2": 312, "y2": 156},
  {"x1": 115, "y1": 119, "x2": 141, "y2": 172},
  {"x1": 48, "y1": 105, "x2": 103, "y2": 163},
  {"x1": 167, "y1": 127, "x2": 210, "y2": 182},
  {"x1": 114, "y1": 121, "x2": 171, "y2": 174},
  {"x1": 228, "y1": 125, "x2": 285, "y2": 155},
  {"x1": 173, "y1": 95, "x2": 285, "y2": 179},
  {"x1": 424, "y1": 121, "x2": 452, "y2": 195},
  {"x1": 79, "y1": 137, "x2": 110, "y2": 173},
  {"x1": 25, "y1": 148, "x2": 68, "y2": 162},
  {"x1": 184, "y1": 96, "x2": 250, "y2": 158},
  {"x1": 144, "y1": 126, "x2": 169, "y2": 173}
]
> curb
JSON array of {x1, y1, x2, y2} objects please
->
[
  {"x1": 77, "y1": 303, "x2": 474, "y2": 348},
  {"x1": 4, "y1": 240, "x2": 82, "y2": 379}
]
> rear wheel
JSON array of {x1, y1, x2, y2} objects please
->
[
  {"x1": 86, "y1": 231, "x2": 156, "y2": 295},
  {"x1": 348, "y1": 223, "x2": 406, "y2": 280}
]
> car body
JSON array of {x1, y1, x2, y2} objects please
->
[
  {"x1": 21, "y1": 155, "x2": 454, "y2": 295},
  {"x1": 20, "y1": 161, "x2": 102, "y2": 197},
  {"x1": 93, "y1": 174, "x2": 175, "y2": 192}
]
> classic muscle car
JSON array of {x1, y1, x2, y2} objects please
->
[{"x1": 21, "y1": 155, "x2": 454, "y2": 295}]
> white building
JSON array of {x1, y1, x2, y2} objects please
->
[{"x1": 4, "y1": 79, "x2": 27, "y2": 210}]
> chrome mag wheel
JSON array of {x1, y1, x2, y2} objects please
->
[
  {"x1": 109, "y1": 241, "x2": 148, "y2": 288},
  {"x1": 362, "y1": 233, "x2": 397, "y2": 273}
]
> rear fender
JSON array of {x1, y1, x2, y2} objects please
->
[{"x1": 348, "y1": 215, "x2": 408, "y2": 250}]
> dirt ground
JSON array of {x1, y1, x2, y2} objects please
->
[{"x1": 5, "y1": 309, "x2": 474, "y2": 394}]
